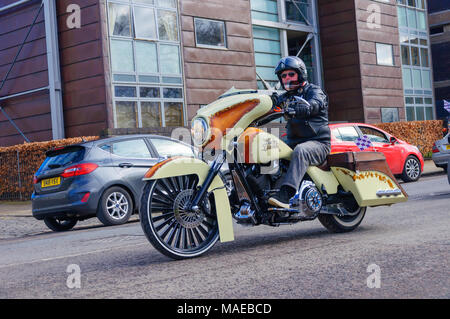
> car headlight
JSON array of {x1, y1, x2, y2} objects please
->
[{"x1": 191, "y1": 117, "x2": 209, "y2": 146}]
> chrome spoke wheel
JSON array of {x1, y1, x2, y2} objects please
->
[{"x1": 141, "y1": 175, "x2": 220, "y2": 259}]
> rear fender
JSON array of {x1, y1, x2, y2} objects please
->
[{"x1": 143, "y1": 157, "x2": 234, "y2": 243}]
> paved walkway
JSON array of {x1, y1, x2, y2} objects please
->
[{"x1": 0, "y1": 160, "x2": 445, "y2": 217}]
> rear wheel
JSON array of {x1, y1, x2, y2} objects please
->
[
  {"x1": 319, "y1": 204, "x2": 366, "y2": 233},
  {"x1": 44, "y1": 217, "x2": 77, "y2": 232},
  {"x1": 97, "y1": 186, "x2": 133, "y2": 226},
  {"x1": 401, "y1": 155, "x2": 421, "y2": 182},
  {"x1": 140, "y1": 175, "x2": 219, "y2": 260}
]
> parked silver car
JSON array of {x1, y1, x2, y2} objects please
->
[{"x1": 432, "y1": 133, "x2": 450, "y2": 173}]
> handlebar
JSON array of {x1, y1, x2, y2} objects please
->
[{"x1": 270, "y1": 93, "x2": 310, "y2": 112}]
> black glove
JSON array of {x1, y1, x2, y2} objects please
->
[
  {"x1": 293, "y1": 103, "x2": 311, "y2": 118},
  {"x1": 284, "y1": 107, "x2": 297, "y2": 120},
  {"x1": 271, "y1": 92, "x2": 286, "y2": 107},
  {"x1": 286, "y1": 97, "x2": 312, "y2": 118}
]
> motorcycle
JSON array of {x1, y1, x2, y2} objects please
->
[{"x1": 139, "y1": 87, "x2": 408, "y2": 260}]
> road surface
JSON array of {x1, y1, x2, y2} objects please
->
[{"x1": 0, "y1": 174, "x2": 448, "y2": 298}]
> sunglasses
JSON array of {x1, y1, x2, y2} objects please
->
[{"x1": 281, "y1": 72, "x2": 296, "y2": 79}]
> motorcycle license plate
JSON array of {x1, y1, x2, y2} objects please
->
[
  {"x1": 41, "y1": 177, "x2": 61, "y2": 188},
  {"x1": 446, "y1": 145, "x2": 450, "y2": 150}
]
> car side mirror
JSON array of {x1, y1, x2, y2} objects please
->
[{"x1": 389, "y1": 136, "x2": 397, "y2": 144}]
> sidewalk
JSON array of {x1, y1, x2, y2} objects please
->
[
  {"x1": 0, "y1": 201, "x2": 33, "y2": 217},
  {"x1": 422, "y1": 159, "x2": 444, "y2": 176},
  {"x1": 0, "y1": 159, "x2": 445, "y2": 217}
]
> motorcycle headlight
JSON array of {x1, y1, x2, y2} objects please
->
[{"x1": 191, "y1": 117, "x2": 209, "y2": 146}]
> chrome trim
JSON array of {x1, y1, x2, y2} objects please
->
[{"x1": 376, "y1": 189, "x2": 402, "y2": 197}]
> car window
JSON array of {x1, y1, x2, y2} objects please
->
[
  {"x1": 331, "y1": 128, "x2": 343, "y2": 141},
  {"x1": 150, "y1": 138, "x2": 194, "y2": 158},
  {"x1": 39, "y1": 147, "x2": 85, "y2": 172},
  {"x1": 112, "y1": 139, "x2": 151, "y2": 158},
  {"x1": 359, "y1": 126, "x2": 389, "y2": 143},
  {"x1": 99, "y1": 144, "x2": 111, "y2": 153},
  {"x1": 337, "y1": 126, "x2": 360, "y2": 142}
]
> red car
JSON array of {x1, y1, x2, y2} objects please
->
[{"x1": 329, "y1": 123, "x2": 424, "y2": 182}]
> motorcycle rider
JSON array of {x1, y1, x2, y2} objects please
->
[{"x1": 268, "y1": 56, "x2": 331, "y2": 209}]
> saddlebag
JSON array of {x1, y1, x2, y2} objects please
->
[{"x1": 327, "y1": 152, "x2": 408, "y2": 207}]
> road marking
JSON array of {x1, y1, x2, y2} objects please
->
[{"x1": 0, "y1": 242, "x2": 149, "y2": 270}]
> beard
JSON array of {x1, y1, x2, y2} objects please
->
[{"x1": 283, "y1": 80, "x2": 301, "y2": 91}]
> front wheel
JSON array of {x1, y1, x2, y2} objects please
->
[
  {"x1": 140, "y1": 175, "x2": 219, "y2": 260},
  {"x1": 401, "y1": 155, "x2": 421, "y2": 182},
  {"x1": 318, "y1": 206, "x2": 366, "y2": 233}
]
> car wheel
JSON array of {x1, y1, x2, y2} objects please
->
[
  {"x1": 44, "y1": 217, "x2": 77, "y2": 232},
  {"x1": 401, "y1": 155, "x2": 421, "y2": 182},
  {"x1": 97, "y1": 186, "x2": 133, "y2": 226}
]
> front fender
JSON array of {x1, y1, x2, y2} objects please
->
[{"x1": 143, "y1": 157, "x2": 234, "y2": 243}]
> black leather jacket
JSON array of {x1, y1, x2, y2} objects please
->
[{"x1": 281, "y1": 83, "x2": 331, "y2": 147}]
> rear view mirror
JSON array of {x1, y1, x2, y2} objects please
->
[{"x1": 389, "y1": 136, "x2": 397, "y2": 144}]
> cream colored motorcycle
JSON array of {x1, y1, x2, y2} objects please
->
[{"x1": 139, "y1": 88, "x2": 408, "y2": 260}]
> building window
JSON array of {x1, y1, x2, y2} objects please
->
[
  {"x1": 401, "y1": 45, "x2": 410, "y2": 65},
  {"x1": 253, "y1": 25, "x2": 281, "y2": 89},
  {"x1": 381, "y1": 108, "x2": 400, "y2": 123},
  {"x1": 410, "y1": 46, "x2": 420, "y2": 66},
  {"x1": 396, "y1": 0, "x2": 434, "y2": 122},
  {"x1": 109, "y1": 3, "x2": 132, "y2": 37},
  {"x1": 251, "y1": 0, "x2": 278, "y2": 22},
  {"x1": 430, "y1": 26, "x2": 444, "y2": 35},
  {"x1": 251, "y1": 0, "x2": 321, "y2": 94},
  {"x1": 133, "y1": 6, "x2": 157, "y2": 39},
  {"x1": 285, "y1": 0, "x2": 311, "y2": 25},
  {"x1": 135, "y1": 41, "x2": 158, "y2": 74},
  {"x1": 158, "y1": 10, "x2": 179, "y2": 41},
  {"x1": 159, "y1": 44, "x2": 181, "y2": 74},
  {"x1": 116, "y1": 101, "x2": 138, "y2": 128},
  {"x1": 110, "y1": 39, "x2": 134, "y2": 72},
  {"x1": 405, "y1": 95, "x2": 434, "y2": 121},
  {"x1": 141, "y1": 102, "x2": 162, "y2": 127},
  {"x1": 107, "y1": 0, "x2": 184, "y2": 128},
  {"x1": 194, "y1": 18, "x2": 227, "y2": 48},
  {"x1": 376, "y1": 43, "x2": 394, "y2": 66},
  {"x1": 420, "y1": 47, "x2": 429, "y2": 67}
]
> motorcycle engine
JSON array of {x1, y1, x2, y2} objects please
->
[{"x1": 290, "y1": 181, "x2": 323, "y2": 217}]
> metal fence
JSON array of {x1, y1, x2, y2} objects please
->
[{"x1": 0, "y1": 150, "x2": 36, "y2": 201}]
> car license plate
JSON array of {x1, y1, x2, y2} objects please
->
[
  {"x1": 446, "y1": 145, "x2": 450, "y2": 150},
  {"x1": 41, "y1": 177, "x2": 61, "y2": 188}
]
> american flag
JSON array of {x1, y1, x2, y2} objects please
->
[
  {"x1": 355, "y1": 135, "x2": 373, "y2": 151},
  {"x1": 444, "y1": 100, "x2": 450, "y2": 113}
]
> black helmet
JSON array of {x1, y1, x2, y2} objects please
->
[{"x1": 275, "y1": 56, "x2": 308, "y2": 88}]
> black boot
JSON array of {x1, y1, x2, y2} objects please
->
[{"x1": 268, "y1": 185, "x2": 297, "y2": 209}]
